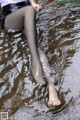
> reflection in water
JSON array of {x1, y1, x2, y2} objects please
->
[{"x1": 0, "y1": 1, "x2": 80, "y2": 120}]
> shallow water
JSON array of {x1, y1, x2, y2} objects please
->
[{"x1": 0, "y1": 1, "x2": 80, "y2": 120}]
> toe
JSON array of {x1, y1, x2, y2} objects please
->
[
  {"x1": 48, "y1": 101, "x2": 53, "y2": 107},
  {"x1": 48, "y1": 99, "x2": 61, "y2": 107},
  {"x1": 53, "y1": 99, "x2": 61, "y2": 106}
]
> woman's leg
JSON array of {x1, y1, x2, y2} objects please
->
[
  {"x1": 5, "y1": 6, "x2": 44, "y2": 84},
  {"x1": 38, "y1": 48, "x2": 61, "y2": 106},
  {"x1": 24, "y1": 6, "x2": 44, "y2": 84}
]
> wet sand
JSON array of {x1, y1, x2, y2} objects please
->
[{"x1": 0, "y1": 0, "x2": 80, "y2": 120}]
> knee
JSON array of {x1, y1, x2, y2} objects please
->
[{"x1": 24, "y1": 6, "x2": 36, "y2": 15}]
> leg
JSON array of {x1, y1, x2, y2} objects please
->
[
  {"x1": 5, "y1": 7, "x2": 24, "y2": 29},
  {"x1": 24, "y1": 6, "x2": 44, "y2": 84},
  {"x1": 38, "y1": 48, "x2": 61, "y2": 106},
  {"x1": 5, "y1": 6, "x2": 44, "y2": 84}
]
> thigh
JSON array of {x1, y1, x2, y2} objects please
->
[{"x1": 5, "y1": 6, "x2": 30, "y2": 30}]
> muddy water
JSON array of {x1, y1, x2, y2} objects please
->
[{"x1": 0, "y1": 0, "x2": 80, "y2": 120}]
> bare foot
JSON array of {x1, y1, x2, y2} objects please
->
[
  {"x1": 31, "y1": 59, "x2": 44, "y2": 84},
  {"x1": 48, "y1": 82, "x2": 61, "y2": 107}
]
